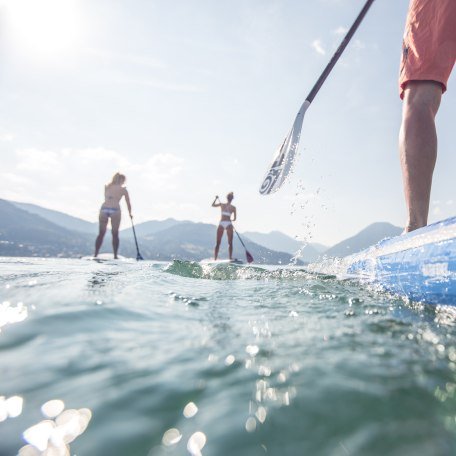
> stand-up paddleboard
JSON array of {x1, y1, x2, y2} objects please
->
[
  {"x1": 81, "y1": 254, "x2": 128, "y2": 262},
  {"x1": 345, "y1": 216, "x2": 456, "y2": 306},
  {"x1": 200, "y1": 258, "x2": 244, "y2": 266}
]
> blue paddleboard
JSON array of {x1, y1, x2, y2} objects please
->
[{"x1": 345, "y1": 216, "x2": 456, "y2": 306}]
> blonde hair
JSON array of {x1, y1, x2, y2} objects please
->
[{"x1": 110, "y1": 173, "x2": 126, "y2": 186}]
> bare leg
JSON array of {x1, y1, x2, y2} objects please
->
[
  {"x1": 399, "y1": 81, "x2": 442, "y2": 232},
  {"x1": 111, "y1": 212, "x2": 121, "y2": 259},
  {"x1": 226, "y1": 226, "x2": 234, "y2": 260},
  {"x1": 214, "y1": 225, "x2": 224, "y2": 260},
  {"x1": 94, "y1": 214, "x2": 108, "y2": 257}
]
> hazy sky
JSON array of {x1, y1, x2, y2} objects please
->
[{"x1": 0, "y1": 0, "x2": 454, "y2": 245}]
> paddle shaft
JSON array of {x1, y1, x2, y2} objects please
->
[
  {"x1": 233, "y1": 226, "x2": 254, "y2": 263},
  {"x1": 130, "y1": 216, "x2": 143, "y2": 259},
  {"x1": 234, "y1": 228, "x2": 247, "y2": 249},
  {"x1": 306, "y1": 0, "x2": 375, "y2": 104}
]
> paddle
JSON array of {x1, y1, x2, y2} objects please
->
[
  {"x1": 130, "y1": 215, "x2": 144, "y2": 261},
  {"x1": 233, "y1": 226, "x2": 254, "y2": 264},
  {"x1": 259, "y1": 0, "x2": 376, "y2": 195}
]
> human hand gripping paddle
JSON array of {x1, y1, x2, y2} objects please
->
[
  {"x1": 130, "y1": 215, "x2": 144, "y2": 261},
  {"x1": 259, "y1": 0, "x2": 376, "y2": 195}
]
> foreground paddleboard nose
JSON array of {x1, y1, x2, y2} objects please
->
[{"x1": 344, "y1": 216, "x2": 456, "y2": 306}]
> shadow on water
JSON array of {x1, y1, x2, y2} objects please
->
[{"x1": 87, "y1": 270, "x2": 123, "y2": 289}]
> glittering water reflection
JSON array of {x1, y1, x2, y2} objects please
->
[
  {"x1": 0, "y1": 395, "x2": 23, "y2": 421},
  {"x1": 241, "y1": 316, "x2": 304, "y2": 436},
  {"x1": 187, "y1": 431, "x2": 207, "y2": 456},
  {"x1": 19, "y1": 402, "x2": 92, "y2": 455},
  {"x1": 183, "y1": 402, "x2": 198, "y2": 418},
  {"x1": 162, "y1": 428, "x2": 182, "y2": 446},
  {"x1": 41, "y1": 400, "x2": 65, "y2": 419},
  {"x1": 224, "y1": 354, "x2": 235, "y2": 366},
  {"x1": 245, "y1": 416, "x2": 256, "y2": 433},
  {"x1": 0, "y1": 300, "x2": 28, "y2": 332},
  {"x1": 245, "y1": 345, "x2": 259, "y2": 356}
]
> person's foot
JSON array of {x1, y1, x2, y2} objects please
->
[{"x1": 403, "y1": 221, "x2": 426, "y2": 233}]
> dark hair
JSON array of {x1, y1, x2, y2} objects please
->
[{"x1": 227, "y1": 192, "x2": 234, "y2": 202}]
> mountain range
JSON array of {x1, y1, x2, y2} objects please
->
[
  {"x1": 0, "y1": 199, "x2": 403, "y2": 263},
  {"x1": 325, "y1": 222, "x2": 403, "y2": 257},
  {"x1": 0, "y1": 200, "x2": 295, "y2": 264},
  {"x1": 243, "y1": 230, "x2": 323, "y2": 263}
]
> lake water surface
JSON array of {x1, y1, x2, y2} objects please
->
[{"x1": 1, "y1": 257, "x2": 456, "y2": 455}]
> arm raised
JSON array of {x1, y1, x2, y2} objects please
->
[{"x1": 211, "y1": 195, "x2": 221, "y2": 207}]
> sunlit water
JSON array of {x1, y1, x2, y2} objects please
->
[{"x1": 1, "y1": 257, "x2": 456, "y2": 456}]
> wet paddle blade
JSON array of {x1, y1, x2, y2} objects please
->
[
  {"x1": 259, "y1": 0, "x2": 375, "y2": 195},
  {"x1": 259, "y1": 101, "x2": 309, "y2": 195},
  {"x1": 246, "y1": 251, "x2": 254, "y2": 264}
]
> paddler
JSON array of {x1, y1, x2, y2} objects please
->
[
  {"x1": 399, "y1": 0, "x2": 455, "y2": 232},
  {"x1": 94, "y1": 172, "x2": 132, "y2": 259},
  {"x1": 212, "y1": 192, "x2": 237, "y2": 260}
]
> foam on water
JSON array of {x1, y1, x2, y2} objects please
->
[{"x1": 0, "y1": 257, "x2": 456, "y2": 455}]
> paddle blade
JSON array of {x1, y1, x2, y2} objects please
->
[
  {"x1": 136, "y1": 253, "x2": 144, "y2": 261},
  {"x1": 259, "y1": 100, "x2": 310, "y2": 195},
  {"x1": 245, "y1": 250, "x2": 254, "y2": 264}
]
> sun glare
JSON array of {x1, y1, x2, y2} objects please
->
[{"x1": 3, "y1": 0, "x2": 82, "y2": 55}]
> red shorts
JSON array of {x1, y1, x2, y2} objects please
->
[{"x1": 399, "y1": 0, "x2": 456, "y2": 99}]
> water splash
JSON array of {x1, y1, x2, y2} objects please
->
[{"x1": 164, "y1": 260, "x2": 335, "y2": 282}]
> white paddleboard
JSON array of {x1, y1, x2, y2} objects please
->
[
  {"x1": 81, "y1": 254, "x2": 127, "y2": 262},
  {"x1": 200, "y1": 258, "x2": 244, "y2": 265}
]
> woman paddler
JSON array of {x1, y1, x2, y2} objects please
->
[
  {"x1": 211, "y1": 192, "x2": 236, "y2": 261},
  {"x1": 94, "y1": 172, "x2": 132, "y2": 259}
]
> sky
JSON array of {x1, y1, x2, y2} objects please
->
[{"x1": 0, "y1": 0, "x2": 454, "y2": 246}]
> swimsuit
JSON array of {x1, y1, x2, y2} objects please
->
[
  {"x1": 100, "y1": 207, "x2": 119, "y2": 217},
  {"x1": 219, "y1": 211, "x2": 232, "y2": 229},
  {"x1": 399, "y1": 0, "x2": 456, "y2": 98},
  {"x1": 219, "y1": 220, "x2": 232, "y2": 229}
]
